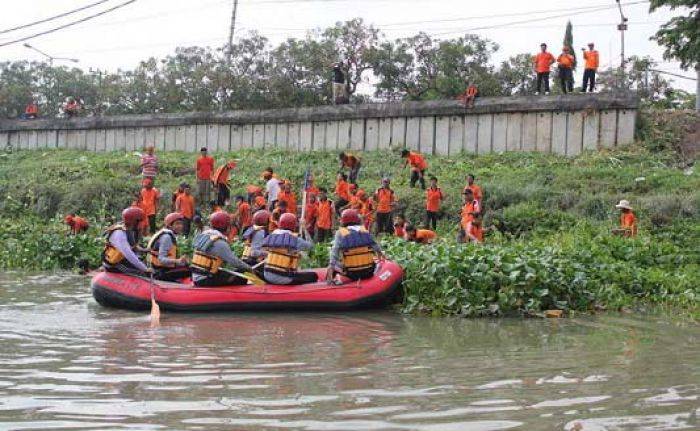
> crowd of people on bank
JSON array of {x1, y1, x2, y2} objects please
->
[{"x1": 68, "y1": 142, "x2": 636, "y2": 287}]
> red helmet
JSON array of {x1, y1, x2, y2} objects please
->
[
  {"x1": 210, "y1": 211, "x2": 231, "y2": 230},
  {"x1": 164, "y1": 212, "x2": 185, "y2": 228},
  {"x1": 278, "y1": 213, "x2": 298, "y2": 231},
  {"x1": 64, "y1": 214, "x2": 75, "y2": 225},
  {"x1": 253, "y1": 210, "x2": 270, "y2": 226},
  {"x1": 122, "y1": 207, "x2": 145, "y2": 228},
  {"x1": 341, "y1": 209, "x2": 361, "y2": 225}
]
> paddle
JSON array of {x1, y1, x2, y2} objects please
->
[
  {"x1": 220, "y1": 268, "x2": 265, "y2": 286},
  {"x1": 148, "y1": 270, "x2": 161, "y2": 327}
]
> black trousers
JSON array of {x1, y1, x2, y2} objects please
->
[
  {"x1": 194, "y1": 271, "x2": 247, "y2": 287},
  {"x1": 582, "y1": 69, "x2": 596, "y2": 92},
  {"x1": 316, "y1": 228, "x2": 331, "y2": 242},
  {"x1": 376, "y1": 211, "x2": 393, "y2": 234},
  {"x1": 148, "y1": 215, "x2": 156, "y2": 234},
  {"x1": 216, "y1": 184, "x2": 230, "y2": 206},
  {"x1": 410, "y1": 170, "x2": 426, "y2": 189},
  {"x1": 268, "y1": 271, "x2": 319, "y2": 285},
  {"x1": 335, "y1": 199, "x2": 348, "y2": 216},
  {"x1": 349, "y1": 163, "x2": 361, "y2": 185},
  {"x1": 155, "y1": 267, "x2": 191, "y2": 282},
  {"x1": 559, "y1": 68, "x2": 573, "y2": 93},
  {"x1": 183, "y1": 218, "x2": 191, "y2": 236},
  {"x1": 425, "y1": 211, "x2": 439, "y2": 230},
  {"x1": 536, "y1": 72, "x2": 550, "y2": 93}
]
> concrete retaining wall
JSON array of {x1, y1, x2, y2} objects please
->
[{"x1": 0, "y1": 93, "x2": 638, "y2": 156}]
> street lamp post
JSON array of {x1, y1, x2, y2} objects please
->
[{"x1": 23, "y1": 43, "x2": 79, "y2": 116}]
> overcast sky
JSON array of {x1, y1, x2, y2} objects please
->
[{"x1": 0, "y1": 0, "x2": 695, "y2": 92}]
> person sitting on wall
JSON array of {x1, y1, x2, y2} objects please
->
[{"x1": 22, "y1": 100, "x2": 39, "y2": 119}]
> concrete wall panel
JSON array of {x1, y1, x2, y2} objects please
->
[
  {"x1": 86, "y1": 129, "x2": 97, "y2": 152},
  {"x1": 419, "y1": 116, "x2": 435, "y2": 155},
  {"x1": 275, "y1": 123, "x2": 288, "y2": 149},
  {"x1": 378, "y1": 118, "x2": 392, "y2": 150},
  {"x1": 599, "y1": 110, "x2": 617, "y2": 148},
  {"x1": 264, "y1": 123, "x2": 276, "y2": 149},
  {"x1": 325, "y1": 121, "x2": 339, "y2": 151},
  {"x1": 405, "y1": 117, "x2": 420, "y2": 151},
  {"x1": 195, "y1": 125, "x2": 207, "y2": 151},
  {"x1": 536, "y1": 112, "x2": 552, "y2": 152},
  {"x1": 365, "y1": 118, "x2": 379, "y2": 151},
  {"x1": 551, "y1": 112, "x2": 568, "y2": 155},
  {"x1": 173, "y1": 126, "x2": 186, "y2": 151},
  {"x1": 312, "y1": 122, "x2": 325, "y2": 151},
  {"x1": 583, "y1": 112, "x2": 600, "y2": 151},
  {"x1": 57, "y1": 130, "x2": 67, "y2": 149},
  {"x1": 390, "y1": 117, "x2": 406, "y2": 148},
  {"x1": 230, "y1": 125, "x2": 242, "y2": 150},
  {"x1": 288, "y1": 123, "x2": 300, "y2": 151},
  {"x1": 135, "y1": 127, "x2": 147, "y2": 151},
  {"x1": 337, "y1": 120, "x2": 351, "y2": 150},
  {"x1": 435, "y1": 116, "x2": 450, "y2": 155},
  {"x1": 522, "y1": 113, "x2": 538, "y2": 152},
  {"x1": 566, "y1": 112, "x2": 584, "y2": 157},
  {"x1": 299, "y1": 122, "x2": 313, "y2": 151},
  {"x1": 492, "y1": 113, "x2": 508, "y2": 153},
  {"x1": 207, "y1": 124, "x2": 219, "y2": 152},
  {"x1": 448, "y1": 115, "x2": 464, "y2": 155},
  {"x1": 95, "y1": 130, "x2": 106, "y2": 152},
  {"x1": 9, "y1": 132, "x2": 20, "y2": 150},
  {"x1": 476, "y1": 114, "x2": 493, "y2": 154},
  {"x1": 506, "y1": 113, "x2": 522, "y2": 151},
  {"x1": 241, "y1": 124, "x2": 253, "y2": 149},
  {"x1": 184, "y1": 125, "x2": 197, "y2": 152},
  {"x1": 617, "y1": 109, "x2": 635, "y2": 146},
  {"x1": 350, "y1": 119, "x2": 364, "y2": 151},
  {"x1": 464, "y1": 115, "x2": 478, "y2": 154},
  {"x1": 252, "y1": 123, "x2": 265, "y2": 149},
  {"x1": 217, "y1": 124, "x2": 230, "y2": 152}
]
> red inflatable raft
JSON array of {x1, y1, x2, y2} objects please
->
[{"x1": 91, "y1": 261, "x2": 403, "y2": 312}]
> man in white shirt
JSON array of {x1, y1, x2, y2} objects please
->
[{"x1": 263, "y1": 167, "x2": 281, "y2": 211}]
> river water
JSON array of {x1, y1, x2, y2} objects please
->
[{"x1": 0, "y1": 273, "x2": 698, "y2": 431}]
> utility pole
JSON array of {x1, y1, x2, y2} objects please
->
[
  {"x1": 696, "y1": 64, "x2": 699, "y2": 112},
  {"x1": 226, "y1": 0, "x2": 238, "y2": 67},
  {"x1": 615, "y1": 0, "x2": 628, "y2": 89}
]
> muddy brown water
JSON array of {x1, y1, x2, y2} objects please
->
[{"x1": 0, "y1": 273, "x2": 698, "y2": 430}]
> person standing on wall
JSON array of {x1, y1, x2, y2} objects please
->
[
  {"x1": 557, "y1": 46, "x2": 575, "y2": 94},
  {"x1": 533, "y1": 43, "x2": 555, "y2": 95},
  {"x1": 331, "y1": 62, "x2": 347, "y2": 105},
  {"x1": 196, "y1": 148, "x2": 215, "y2": 209},
  {"x1": 581, "y1": 43, "x2": 599, "y2": 93}
]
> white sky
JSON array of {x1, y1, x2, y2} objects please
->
[{"x1": 0, "y1": 0, "x2": 695, "y2": 92}]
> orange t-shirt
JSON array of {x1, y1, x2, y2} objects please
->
[
  {"x1": 175, "y1": 193, "x2": 195, "y2": 218},
  {"x1": 278, "y1": 191, "x2": 297, "y2": 215},
  {"x1": 343, "y1": 153, "x2": 360, "y2": 169},
  {"x1": 375, "y1": 188, "x2": 395, "y2": 213},
  {"x1": 464, "y1": 184, "x2": 483, "y2": 202},
  {"x1": 584, "y1": 50, "x2": 599, "y2": 70},
  {"x1": 407, "y1": 152, "x2": 427, "y2": 170},
  {"x1": 304, "y1": 201, "x2": 318, "y2": 225},
  {"x1": 305, "y1": 185, "x2": 320, "y2": 198},
  {"x1": 316, "y1": 201, "x2": 334, "y2": 230},
  {"x1": 246, "y1": 185, "x2": 263, "y2": 195},
  {"x1": 25, "y1": 104, "x2": 38, "y2": 115},
  {"x1": 196, "y1": 156, "x2": 214, "y2": 180},
  {"x1": 460, "y1": 200, "x2": 481, "y2": 228},
  {"x1": 212, "y1": 165, "x2": 230, "y2": 185},
  {"x1": 558, "y1": 53, "x2": 574, "y2": 68},
  {"x1": 140, "y1": 187, "x2": 160, "y2": 216},
  {"x1": 254, "y1": 195, "x2": 267, "y2": 210},
  {"x1": 359, "y1": 199, "x2": 375, "y2": 221},
  {"x1": 621, "y1": 212, "x2": 637, "y2": 236},
  {"x1": 335, "y1": 180, "x2": 350, "y2": 201},
  {"x1": 70, "y1": 216, "x2": 89, "y2": 233},
  {"x1": 534, "y1": 52, "x2": 555, "y2": 73},
  {"x1": 237, "y1": 201, "x2": 252, "y2": 228},
  {"x1": 394, "y1": 224, "x2": 406, "y2": 238},
  {"x1": 426, "y1": 187, "x2": 444, "y2": 212},
  {"x1": 467, "y1": 222, "x2": 484, "y2": 243},
  {"x1": 414, "y1": 229, "x2": 436, "y2": 244}
]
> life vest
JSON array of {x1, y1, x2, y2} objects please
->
[
  {"x1": 190, "y1": 231, "x2": 227, "y2": 275},
  {"x1": 338, "y1": 227, "x2": 376, "y2": 275},
  {"x1": 262, "y1": 231, "x2": 302, "y2": 275},
  {"x1": 147, "y1": 229, "x2": 178, "y2": 269},
  {"x1": 242, "y1": 225, "x2": 266, "y2": 262},
  {"x1": 102, "y1": 224, "x2": 137, "y2": 266}
]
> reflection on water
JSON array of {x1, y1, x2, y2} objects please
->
[{"x1": 0, "y1": 273, "x2": 698, "y2": 430}]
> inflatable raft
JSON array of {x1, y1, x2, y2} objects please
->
[{"x1": 91, "y1": 261, "x2": 403, "y2": 312}]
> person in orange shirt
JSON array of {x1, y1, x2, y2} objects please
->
[
  {"x1": 305, "y1": 173, "x2": 320, "y2": 198},
  {"x1": 459, "y1": 188, "x2": 481, "y2": 241},
  {"x1": 335, "y1": 172, "x2": 351, "y2": 215},
  {"x1": 463, "y1": 213, "x2": 484, "y2": 244},
  {"x1": 358, "y1": 191, "x2": 375, "y2": 231},
  {"x1": 457, "y1": 82, "x2": 479, "y2": 108},
  {"x1": 374, "y1": 177, "x2": 397, "y2": 235},
  {"x1": 139, "y1": 178, "x2": 160, "y2": 234},
  {"x1": 175, "y1": 184, "x2": 195, "y2": 236},
  {"x1": 425, "y1": 176, "x2": 444, "y2": 230},
  {"x1": 246, "y1": 184, "x2": 263, "y2": 204},
  {"x1": 253, "y1": 191, "x2": 267, "y2": 212},
  {"x1": 393, "y1": 214, "x2": 408, "y2": 239},
  {"x1": 278, "y1": 182, "x2": 298, "y2": 215},
  {"x1": 23, "y1": 100, "x2": 39, "y2": 119},
  {"x1": 533, "y1": 43, "x2": 556, "y2": 95},
  {"x1": 269, "y1": 200, "x2": 288, "y2": 232},
  {"x1": 464, "y1": 174, "x2": 483, "y2": 202},
  {"x1": 557, "y1": 46, "x2": 575, "y2": 94},
  {"x1": 401, "y1": 149, "x2": 428, "y2": 189},
  {"x1": 613, "y1": 200, "x2": 637, "y2": 237},
  {"x1": 171, "y1": 182, "x2": 186, "y2": 211},
  {"x1": 212, "y1": 160, "x2": 236, "y2": 207},
  {"x1": 315, "y1": 188, "x2": 335, "y2": 242},
  {"x1": 303, "y1": 193, "x2": 319, "y2": 239},
  {"x1": 338, "y1": 152, "x2": 361, "y2": 184},
  {"x1": 581, "y1": 42, "x2": 599, "y2": 93},
  {"x1": 233, "y1": 195, "x2": 253, "y2": 232},
  {"x1": 195, "y1": 147, "x2": 215, "y2": 207},
  {"x1": 64, "y1": 213, "x2": 89, "y2": 235},
  {"x1": 405, "y1": 225, "x2": 436, "y2": 244}
]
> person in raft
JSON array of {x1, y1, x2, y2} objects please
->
[
  {"x1": 190, "y1": 211, "x2": 254, "y2": 287},
  {"x1": 65, "y1": 213, "x2": 89, "y2": 235},
  {"x1": 405, "y1": 224, "x2": 437, "y2": 244},
  {"x1": 612, "y1": 199, "x2": 637, "y2": 237},
  {"x1": 261, "y1": 213, "x2": 318, "y2": 285},
  {"x1": 102, "y1": 207, "x2": 151, "y2": 276},
  {"x1": 241, "y1": 210, "x2": 271, "y2": 266},
  {"x1": 146, "y1": 212, "x2": 191, "y2": 281},
  {"x1": 326, "y1": 209, "x2": 385, "y2": 284}
]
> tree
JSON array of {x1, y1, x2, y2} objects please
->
[
  {"x1": 649, "y1": 0, "x2": 699, "y2": 110},
  {"x1": 496, "y1": 54, "x2": 536, "y2": 95},
  {"x1": 563, "y1": 21, "x2": 577, "y2": 70}
]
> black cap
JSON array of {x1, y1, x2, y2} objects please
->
[{"x1": 200, "y1": 147, "x2": 207, "y2": 152}]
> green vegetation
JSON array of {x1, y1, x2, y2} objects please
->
[{"x1": 0, "y1": 135, "x2": 698, "y2": 317}]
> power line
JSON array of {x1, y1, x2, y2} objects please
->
[
  {"x1": 649, "y1": 69, "x2": 697, "y2": 81},
  {"x1": 0, "y1": 0, "x2": 138, "y2": 48},
  {"x1": 0, "y1": 0, "x2": 112, "y2": 35}
]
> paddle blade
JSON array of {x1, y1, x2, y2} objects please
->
[
  {"x1": 243, "y1": 272, "x2": 265, "y2": 286},
  {"x1": 150, "y1": 298, "x2": 161, "y2": 327}
]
